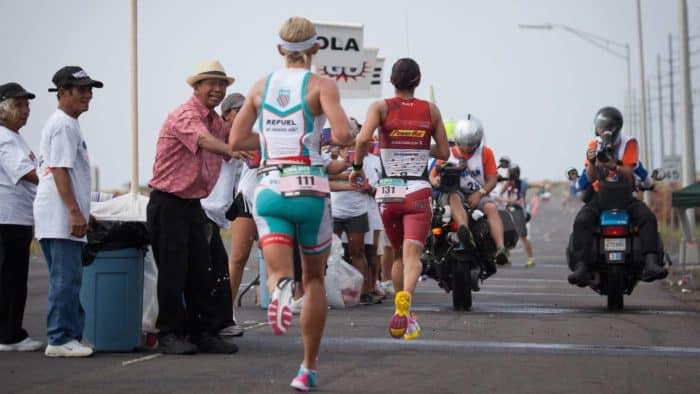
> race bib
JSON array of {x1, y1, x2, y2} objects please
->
[
  {"x1": 459, "y1": 174, "x2": 481, "y2": 192},
  {"x1": 375, "y1": 178, "x2": 408, "y2": 203},
  {"x1": 279, "y1": 166, "x2": 330, "y2": 197}
]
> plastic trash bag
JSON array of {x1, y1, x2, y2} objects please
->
[
  {"x1": 82, "y1": 221, "x2": 150, "y2": 266},
  {"x1": 325, "y1": 235, "x2": 363, "y2": 308},
  {"x1": 142, "y1": 246, "x2": 159, "y2": 333}
]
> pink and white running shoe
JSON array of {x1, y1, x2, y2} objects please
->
[{"x1": 268, "y1": 277, "x2": 294, "y2": 335}]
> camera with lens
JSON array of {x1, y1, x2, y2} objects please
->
[{"x1": 596, "y1": 130, "x2": 615, "y2": 163}]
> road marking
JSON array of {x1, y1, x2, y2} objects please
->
[
  {"x1": 416, "y1": 289, "x2": 600, "y2": 297},
  {"x1": 372, "y1": 302, "x2": 700, "y2": 316},
  {"x1": 489, "y1": 277, "x2": 568, "y2": 283},
  {"x1": 121, "y1": 353, "x2": 162, "y2": 366},
  {"x1": 246, "y1": 335, "x2": 700, "y2": 358}
]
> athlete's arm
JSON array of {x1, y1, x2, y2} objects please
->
[
  {"x1": 350, "y1": 100, "x2": 383, "y2": 186},
  {"x1": 229, "y1": 78, "x2": 264, "y2": 151},
  {"x1": 319, "y1": 78, "x2": 353, "y2": 146},
  {"x1": 429, "y1": 103, "x2": 450, "y2": 161}
]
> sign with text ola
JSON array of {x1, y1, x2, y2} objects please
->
[{"x1": 312, "y1": 21, "x2": 364, "y2": 65}]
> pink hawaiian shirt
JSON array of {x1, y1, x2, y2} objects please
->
[{"x1": 149, "y1": 95, "x2": 230, "y2": 199}]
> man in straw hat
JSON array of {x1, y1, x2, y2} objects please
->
[{"x1": 147, "y1": 60, "x2": 239, "y2": 355}]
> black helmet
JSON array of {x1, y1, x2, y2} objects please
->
[
  {"x1": 594, "y1": 106, "x2": 623, "y2": 144},
  {"x1": 508, "y1": 164, "x2": 521, "y2": 180},
  {"x1": 498, "y1": 155, "x2": 511, "y2": 169}
]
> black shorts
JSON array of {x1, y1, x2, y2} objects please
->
[
  {"x1": 225, "y1": 193, "x2": 252, "y2": 221},
  {"x1": 333, "y1": 213, "x2": 369, "y2": 235}
]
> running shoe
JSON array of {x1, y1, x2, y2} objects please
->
[
  {"x1": 525, "y1": 258, "x2": 536, "y2": 268},
  {"x1": 403, "y1": 314, "x2": 421, "y2": 340},
  {"x1": 290, "y1": 296, "x2": 304, "y2": 315},
  {"x1": 389, "y1": 291, "x2": 411, "y2": 339},
  {"x1": 360, "y1": 293, "x2": 382, "y2": 305},
  {"x1": 378, "y1": 280, "x2": 395, "y2": 296},
  {"x1": 494, "y1": 247, "x2": 510, "y2": 266},
  {"x1": 290, "y1": 365, "x2": 317, "y2": 392},
  {"x1": 268, "y1": 277, "x2": 294, "y2": 335}
]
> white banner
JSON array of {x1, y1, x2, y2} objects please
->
[
  {"x1": 318, "y1": 49, "x2": 384, "y2": 99},
  {"x1": 313, "y1": 21, "x2": 364, "y2": 65}
]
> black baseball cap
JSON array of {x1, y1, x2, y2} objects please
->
[
  {"x1": 0, "y1": 82, "x2": 35, "y2": 102},
  {"x1": 48, "y1": 66, "x2": 104, "y2": 92},
  {"x1": 221, "y1": 93, "x2": 245, "y2": 113}
]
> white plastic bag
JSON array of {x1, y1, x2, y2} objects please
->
[
  {"x1": 325, "y1": 235, "x2": 363, "y2": 308},
  {"x1": 142, "y1": 247, "x2": 159, "y2": 333}
]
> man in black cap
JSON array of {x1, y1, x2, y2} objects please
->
[{"x1": 34, "y1": 66, "x2": 102, "y2": 358}]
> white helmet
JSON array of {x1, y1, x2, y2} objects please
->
[{"x1": 453, "y1": 114, "x2": 483, "y2": 153}]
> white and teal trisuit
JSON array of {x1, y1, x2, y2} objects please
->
[{"x1": 253, "y1": 68, "x2": 333, "y2": 255}]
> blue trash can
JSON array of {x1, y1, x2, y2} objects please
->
[{"x1": 80, "y1": 248, "x2": 144, "y2": 352}]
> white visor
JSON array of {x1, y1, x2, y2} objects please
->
[{"x1": 279, "y1": 35, "x2": 318, "y2": 52}]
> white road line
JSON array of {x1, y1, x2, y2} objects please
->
[
  {"x1": 247, "y1": 335, "x2": 700, "y2": 358},
  {"x1": 121, "y1": 353, "x2": 163, "y2": 366},
  {"x1": 415, "y1": 289, "x2": 599, "y2": 297},
  {"x1": 488, "y1": 278, "x2": 568, "y2": 283}
]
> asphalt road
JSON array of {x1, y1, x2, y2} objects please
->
[{"x1": 2, "y1": 197, "x2": 699, "y2": 393}]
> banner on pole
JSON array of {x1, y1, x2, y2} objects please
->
[
  {"x1": 313, "y1": 21, "x2": 364, "y2": 65},
  {"x1": 313, "y1": 21, "x2": 384, "y2": 99}
]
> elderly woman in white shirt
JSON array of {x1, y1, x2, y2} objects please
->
[{"x1": 0, "y1": 82, "x2": 43, "y2": 352}]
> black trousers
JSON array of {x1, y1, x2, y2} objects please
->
[
  {"x1": 0, "y1": 224, "x2": 33, "y2": 344},
  {"x1": 572, "y1": 197, "x2": 658, "y2": 264},
  {"x1": 206, "y1": 219, "x2": 234, "y2": 329},
  {"x1": 147, "y1": 190, "x2": 220, "y2": 337}
]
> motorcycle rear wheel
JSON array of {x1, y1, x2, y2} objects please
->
[
  {"x1": 452, "y1": 261, "x2": 472, "y2": 311},
  {"x1": 607, "y1": 265, "x2": 625, "y2": 311}
]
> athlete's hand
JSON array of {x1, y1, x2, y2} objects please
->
[{"x1": 349, "y1": 169, "x2": 366, "y2": 188}]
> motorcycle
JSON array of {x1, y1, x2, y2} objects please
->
[
  {"x1": 420, "y1": 164, "x2": 519, "y2": 311},
  {"x1": 565, "y1": 168, "x2": 670, "y2": 311}
]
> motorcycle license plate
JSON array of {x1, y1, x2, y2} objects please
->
[
  {"x1": 603, "y1": 238, "x2": 626, "y2": 251},
  {"x1": 607, "y1": 252, "x2": 625, "y2": 263}
]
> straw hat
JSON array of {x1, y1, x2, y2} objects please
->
[{"x1": 186, "y1": 60, "x2": 234, "y2": 88}]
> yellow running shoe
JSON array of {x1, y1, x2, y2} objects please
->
[
  {"x1": 525, "y1": 258, "x2": 536, "y2": 268},
  {"x1": 404, "y1": 314, "x2": 420, "y2": 340},
  {"x1": 389, "y1": 291, "x2": 411, "y2": 338}
]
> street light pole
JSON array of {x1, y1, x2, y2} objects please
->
[{"x1": 518, "y1": 23, "x2": 633, "y2": 135}]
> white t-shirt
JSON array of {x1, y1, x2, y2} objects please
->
[
  {"x1": 364, "y1": 154, "x2": 383, "y2": 231},
  {"x1": 236, "y1": 165, "x2": 258, "y2": 208},
  {"x1": 202, "y1": 158, "x2": 243, "y2": 228},
  {"x1": 330, "y1": 158, "x2": 371, "y2": 219},
  {"x1": 34, "y1": 110, "x2": 92, "y2": 242},
  {"x1": 0, "y1": 126, "x2": 38, "y2": 225}
]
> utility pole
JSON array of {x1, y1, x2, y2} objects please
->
[
  {"x1": 669, "y1": 34, "x2": 677, "y2": 156},
  {"x1": 647, "y1": 79, "x2": 654, "y2": 166},
  {"x1": 631, "y1": 89, "x2": 638, "y2": 135},
  {"x1": 657, "y1": 54, "x2": 665, "y2": 164},
  {"x1": 679, "y1": 0, "x2": 697, "y2": 237},
  {"x1": 636, "y1": 0, "x2": 651, "y2": 204}
]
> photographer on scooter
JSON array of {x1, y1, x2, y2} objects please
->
[
  {"x1": 568, "y1": 106, "x2": 667, "y2": 286},
  {"x1": 429, "y1": 115, "x2": 509, "y2": 278}
]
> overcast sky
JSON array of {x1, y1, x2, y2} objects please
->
[{"x1": 1, "y1": 0, "x2": 698, "y2": 189}]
